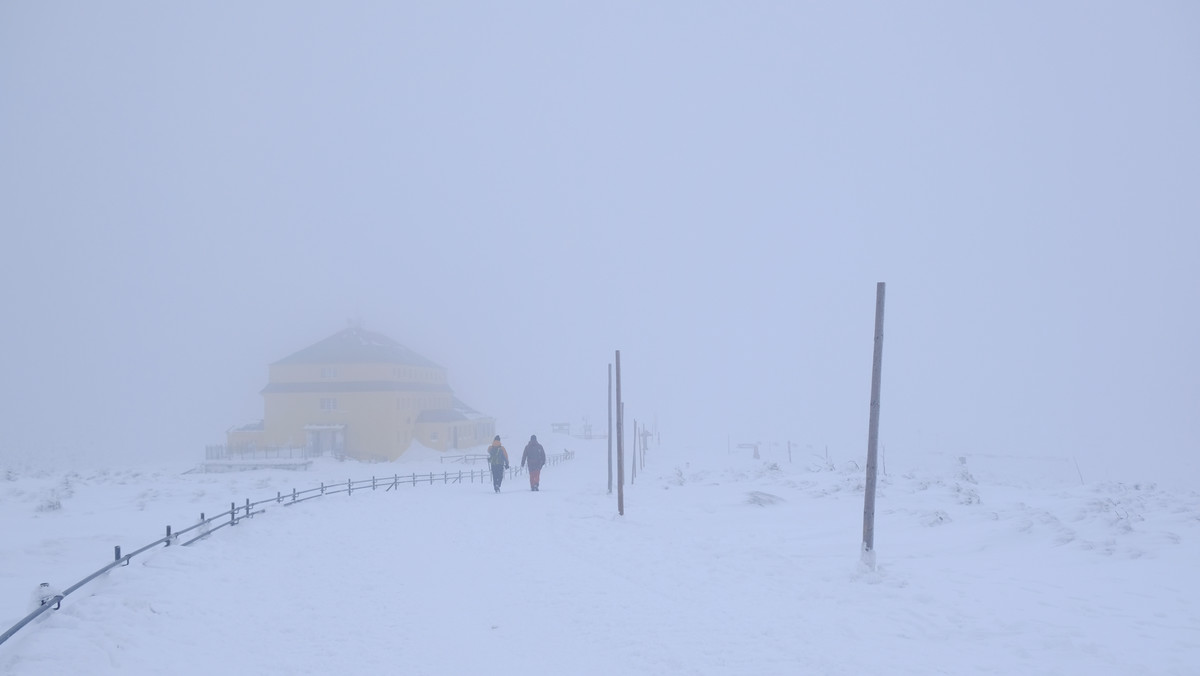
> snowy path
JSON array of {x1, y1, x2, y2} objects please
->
[{"x1": 3, "y1": 441, "x2": 1199, "y2": 675}]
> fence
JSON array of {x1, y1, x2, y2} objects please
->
[{"x1": 0, "y1": 450, "x2": 574, "y2": 649}]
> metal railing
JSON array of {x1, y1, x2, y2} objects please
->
[{"x1": 0, "y1": 450, "x2": 574, "y2": 649}]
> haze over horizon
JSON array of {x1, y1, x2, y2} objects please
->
[{"x1": 2, "y1": 3, "x2": 1197, "y2": 487}]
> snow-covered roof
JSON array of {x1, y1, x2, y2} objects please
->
[{"x1": 273, "y1": 327, "x2": 441, "y2": 368}]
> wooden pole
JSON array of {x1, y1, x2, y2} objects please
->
[
  {"x1": 608, "y1": 363, "x2": 613, "y2": 494},
  {"x1": 640, "y1": 424, "x2": 646, "y2": 470},
  {"x1": 861, "y1": 282, "x2": 887, "y2": 569},
  {"x1": 616, "y1": 350, "x2": 624, "y2": 516},
  {"x1": 632, "y1": 419, "x2": 637, "y2": 484}
]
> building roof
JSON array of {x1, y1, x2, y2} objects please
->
[
  {"x1": 261, "y1": 381, "x2": 451, "y2": 395},
  {"x1": 414, "y1": 398, "x2": 492, "y2": 424},
  {"x1": 273, "y1": 327, "x2": 441, "y2": 367}
]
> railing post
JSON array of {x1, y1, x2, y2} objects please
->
[
  {"x1": 245, "y1": 498, "x2": 251, "y2": 518},
  {"x1": 114, "y1": 545, "x2": 121, "y2": 562},
  {"x1": 292, "y1": 488, "x2": 297, "y2": 502},
  {"x1": 230, "y1": 502, "x2": 236, "y2": 526},
  {"x1": 277, "y1": 491, "x2": 281, "y2": 503},
  {"x1": 165, "y1": 525, "x2": 172, "y2": 546},
  {"x1": 373, "y1": 476, "x2": 377, "y2": 491},
  {"x1": 321, "y1": 482, "x2": 325, "y2": 495},
  {"x1": 347, "y1": 478, "x2": 352, "y2": 496}
]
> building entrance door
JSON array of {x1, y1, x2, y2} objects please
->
[{"x1": 305, "y1": 425, "x2": 346, "y2": 457}]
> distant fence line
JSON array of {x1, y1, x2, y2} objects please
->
[
  {"x1": 0, "y1": 450, "x2": 575, "y2": 650},
  {"x1": 205, "y1": 445, "x2": 318, "y2": 460}
]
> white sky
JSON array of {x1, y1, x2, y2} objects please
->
[{"x1": 1, "y1": 3, "x2": 1197, "y2": 484}]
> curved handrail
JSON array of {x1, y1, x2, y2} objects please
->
[{"x1": 0, "y1": 450, "x2": 574, "y2": 649}]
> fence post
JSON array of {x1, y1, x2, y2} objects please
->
[
  {"x1": 373, "y1": 476, "x2": 377, "y2": 491},
  {"x1": 245, "y1": 498, "x2": 251, "y2": 518},
  {"x1": 114, "y1": 545, "x2": 121, "y2": 562},
  {"x1": 230, "y1": 502, "x2": 236, "y2": 526},
  {"x1": 347, "y1": 478, "x2": 352, "y2": 496},
  {"x1": 165, "y1": 525, "x2": 172, "y2": 546}
]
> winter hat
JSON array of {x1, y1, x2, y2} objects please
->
[
  {"x1": 494, "y1": 435, "x2": 501, "y2": 441},
  {"x1": 530, "y1": 435, "x2": 537, "y2": 442}
]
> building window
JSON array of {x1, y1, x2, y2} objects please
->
[
  {"x1": 430, "y1": 431, "x2": 439, "y2": 442},
  {"x1": 320, "y1": 398, "x2": 338, "y2": 411},
  {"x1": 320, "y1": 367, "x2": 338, "y2": 379}
]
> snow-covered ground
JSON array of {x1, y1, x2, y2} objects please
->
[{"x1": 2, "y1": 436, "x2": 1198, "y2": 675}]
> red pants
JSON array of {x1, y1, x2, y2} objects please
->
[{"x1": 528, "y1": 468, "x2": 541, "y2": 489}]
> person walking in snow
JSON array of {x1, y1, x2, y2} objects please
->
[
  {"x1": 487, "y1": 435, "x2": 509, "y2": 492},
  {"x1": 521, "y1": 434, "x2": 547, "y2": 491}
]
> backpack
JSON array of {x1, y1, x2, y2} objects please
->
[{"x1": 488, "y1": 445, "x2": 505, "y2": 466}]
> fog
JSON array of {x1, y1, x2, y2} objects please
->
[{"x1": 1, "y1": 3, "x2": 1196, "y2": 485}]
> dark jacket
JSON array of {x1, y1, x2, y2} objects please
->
[{"x1": 521, "y1": 439, "x2": 546, "y2": 471}]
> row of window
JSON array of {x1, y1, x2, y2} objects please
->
[
  {"x1": 320, "y1": 398, "x2": 452, "y2": 412},
  {"x1": 396, "y1": 396, "x2": 449, "y2": 410},
  {"x1": 316, "y1": 365, "x2": 443, "y2": 383}
]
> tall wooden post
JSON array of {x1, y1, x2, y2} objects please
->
[
  {"x1": 616, "y1": 350, "x2": 624, "y2": 516},
  {"x1": 632, "y1": 419, "x2": 637, "y2": 484},
  {"x1": 861, "y1": 282, "x2": 887, "y2": 569},
  {"x1": 607, "y1": 363, "x2": 613, "y2": 494},
  {"x1": 640, "y1": 424, "x2": 646, "y2": 470}
]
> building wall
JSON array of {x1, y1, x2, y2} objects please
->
[{"x1": 251, "y1": 360, "x2": 476, "y2": 461}]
